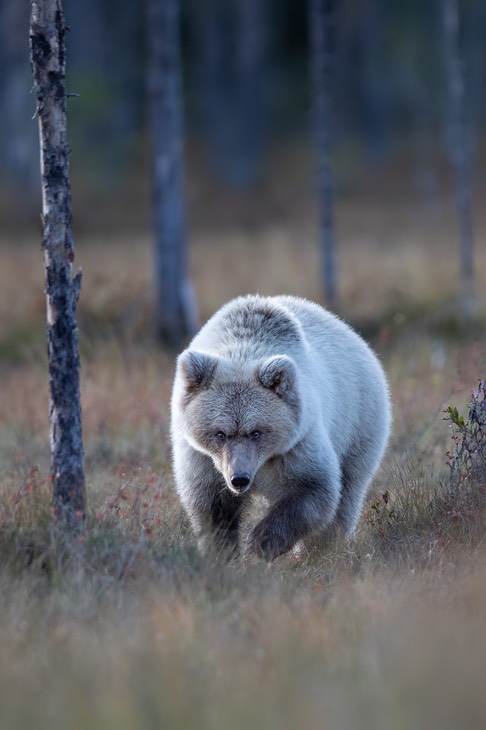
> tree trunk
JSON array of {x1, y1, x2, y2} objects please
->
[
  {"x1": 30, "y1": 0, "x2": 86, "y2": 527},
  {"x1": 309, "y1": 0, "x2": 337, "y2": 306},
  {"x1": 147, "y1": 0, "x2": 198, "y2": 346},
  {"x1": 442, "y1": 0, "x2": 475, "y2": 318}
]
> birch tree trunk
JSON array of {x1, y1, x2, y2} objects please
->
[
  {"x1": 30, "y1": 0, "x2": 86, "y2": 526},
  {"x1": 147, "y1": 0, "x2": 198, "y2": 346},
  {"x1": 309, "y1": 0, "x2": 337, "y2": 306},
  {"x1": 442, "y1": 0, "x2": 475, "y2": 318}
]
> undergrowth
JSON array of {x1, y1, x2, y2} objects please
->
[
  {"x1": 446, "y1": 380, "x2": 486, "y2": 501},
  {"x1": 360, "y1": 382, "x2": 486, "y2": 569},
  {"x1": 1, "y1": 382, "x2": 485, "y2": 592},
  {"x1": 0, "y1": 358, "x2": 485, "y2": 730}
]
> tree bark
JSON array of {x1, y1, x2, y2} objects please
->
[
  {"x1": 147, "y1": 0, "x2": 198, "y2": 346},
  {"x1": 309, "y1": 0, "x2": 337, "y2": 306},
  {"x1": 30, "y1": 0, "x2": 86, "y2": 526},
  {"x1": 442, "y1": 0, "x2": 475, "y2": 318}
]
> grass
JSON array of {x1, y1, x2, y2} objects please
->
[{"x1": 1, "y1": 176, "x2": 486, "y2": 728}]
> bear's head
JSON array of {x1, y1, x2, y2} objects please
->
[{"x1": 176, "y1": 350, "x2": 302, "y2": 494}]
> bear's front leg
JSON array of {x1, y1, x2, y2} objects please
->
[
  {"x1": 207, "y1": 488, "x2": 245, "y2": 556},
  {"x1": 186, "y1": 485, "x2": 245, "y2": 559},
  {"x1": 175, "y1": 443, "x2": 244, "y2": 558},
  {"x1": 246, "y1": 475, "x2": 339, "y2": 562}
]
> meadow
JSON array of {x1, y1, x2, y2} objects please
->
[{"x1": 1, "y1": 157, "x2": 486, "y2": 729}]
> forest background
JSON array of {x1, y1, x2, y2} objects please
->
[{"x1": 1, "y1": 1, "x2": 486, "y2": 728}]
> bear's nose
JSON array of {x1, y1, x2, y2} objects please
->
[{"x1": 230, "y1": 472, "x2": 251, "y2": 491}]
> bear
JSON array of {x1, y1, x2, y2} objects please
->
[{"x1": 170, "y1": 294, "x2": 391, "y2": 562}]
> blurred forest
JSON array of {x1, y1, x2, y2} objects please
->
[
  {"x1": 1, "y1": 0, "x2": 484, "y2": 223},
  {"x1": 1, "y1": 0, "x2": 486, "y2": 326}
]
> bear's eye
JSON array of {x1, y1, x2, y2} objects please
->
[
  {"x1": 250, "y1": 430, "x2": 262, "y2": 441},
  {"x1": 215, "y1": 431, "x2": 226, "y2": 442}
]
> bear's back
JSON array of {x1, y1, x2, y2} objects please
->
[
  {"x1": 190, "y1": 295, "x2": 306, "y2": 362},
  {"x1": 273, "y1": 295, "x2": 391, "y2": 460}
]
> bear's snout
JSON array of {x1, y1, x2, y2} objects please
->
[
  {"x1": 230, "y1": 472, "x2": 251, "y2": 493},
  {"x1": 222, "y1": 441, "x2": 259, "y2": 494}
]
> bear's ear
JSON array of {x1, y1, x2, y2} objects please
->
[
  {"x1": 178, "y1": 350, "x2": 218, "y2": 392},
  {"x1": 257, "y1": 355, "x2": 298, "y2": 402}
]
